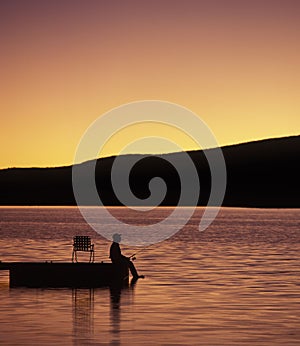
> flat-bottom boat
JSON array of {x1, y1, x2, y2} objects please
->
[{"x1": 0, "y1": 261, "x2": 129, "y2": 288}]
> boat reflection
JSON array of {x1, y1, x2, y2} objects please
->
[
  {"x1": 72, "y1": 288, "x2": 95, "y2": 345},
  {"x1": 109, "y1": 279, "x2": 137, "y2": 346},
  {"x1": 72, "y1": 280, "x2": 137, "y2": 345}
]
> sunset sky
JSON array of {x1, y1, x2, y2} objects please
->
[{"x1": 0, "y1": 0, "x2": 299, "y2": 168}]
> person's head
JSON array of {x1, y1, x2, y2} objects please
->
[{"x1": 112, "y1": 233, "x2": 121, "y2": 243}]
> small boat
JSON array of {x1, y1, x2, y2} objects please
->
[{"x1": 0, "y1": 261, "x2": 129, "y2": 288}]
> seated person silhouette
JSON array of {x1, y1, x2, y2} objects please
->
[{"x1": 109, "y1": 233, "x2": 144, "y2": 280}]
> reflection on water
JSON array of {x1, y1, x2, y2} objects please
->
[
  {"x1": 71, "y1": 282, "x2": 136, "y2": 346},
  {"x1": 110, "y1": 286, "x2": 121, "y2": 346},
  {"x1": 72, "y1": 289, "x2": 94, "y2": 345},
  {"x1": 0, "y1": 207, "x2": 300, "y2": 345},
  {"x1": 109, "y1": 280, "x2": 137, "y2": 346}
]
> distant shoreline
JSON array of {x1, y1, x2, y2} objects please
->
[
  {"x1": 0, "y1": 135, "x2": 299, "y2": 208},
  {"x1": 0, "y1": 205, "x2": 299, "y2": 209}
]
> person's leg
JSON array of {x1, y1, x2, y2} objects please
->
[
  {"x1": 122, "y1": 256, "x2": 143, "y2": 279},
  {"x1": 128, "y1": 260, "x2": 144, "y2": 279},
  {"x1": 127, "y1": 259, "x2": 139, "y2": 278}
]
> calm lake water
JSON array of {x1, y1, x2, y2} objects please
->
[{"x1": 0, "y1": 207, "x2": 299, "y2": 345}]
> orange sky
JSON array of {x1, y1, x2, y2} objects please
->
[{"x1": 0, "y1": 0, "x2": 299, "y2": 168}]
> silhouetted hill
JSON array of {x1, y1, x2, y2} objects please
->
[{"x1": 0, "y1": 135, "x2": 299, "y2": 207}]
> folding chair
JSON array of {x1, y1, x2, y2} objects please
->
[{"x1": 72, "y1": 236, "x2": 95, "y2": 263}]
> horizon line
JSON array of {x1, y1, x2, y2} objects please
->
[{"x1": 1, "y1": 133, "x2": 299, "y2": 170}]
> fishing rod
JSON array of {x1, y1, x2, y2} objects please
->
[
  {"x1": 128, "y1": 254, "x2": 136, "y2": 261},
  {"x1": 128, "y1": 244, "x2": 154, "y2": 261}
]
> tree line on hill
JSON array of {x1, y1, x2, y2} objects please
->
[{"x1": 0, "y1": 135, "x2": 299, "y2": 208}]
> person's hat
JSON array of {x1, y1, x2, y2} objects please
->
[{"x1": 112, "y1": 233, "x2": 121, "y2": 241}]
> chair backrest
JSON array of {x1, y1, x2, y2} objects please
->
[{"x1": 73, "y1": 236, "x2": 92, "y2": 251}]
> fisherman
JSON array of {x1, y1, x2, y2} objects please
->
[{"x1": 109, "y1": 233, "x2": 144, "y2": 280}]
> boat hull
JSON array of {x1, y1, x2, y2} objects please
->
[{"x1": 0, "y1": 262, "x2": 129, "y2": 288}]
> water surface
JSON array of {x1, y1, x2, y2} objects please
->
[{"x1": 0, "y1": 207, "x2": 299, "y2": 345}]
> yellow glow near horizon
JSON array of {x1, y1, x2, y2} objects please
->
[{"x1": 97, "y1": 122, "x2": 201, "y2": 160}]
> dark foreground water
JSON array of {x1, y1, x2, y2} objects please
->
[{"x1": 0, "y1": 207, "x2": 299, "y2": 345}]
